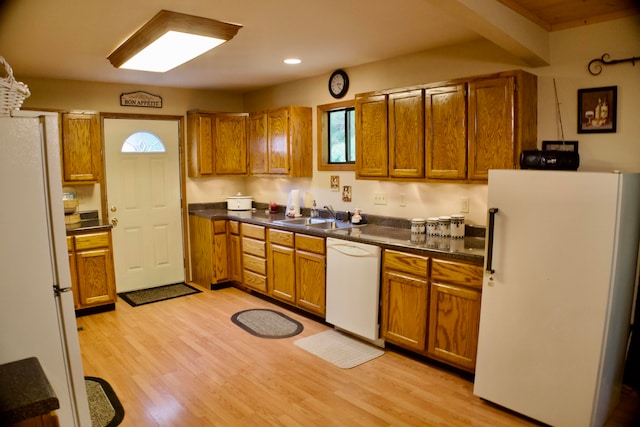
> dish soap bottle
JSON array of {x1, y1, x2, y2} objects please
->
[
  {"x1": 310, "y1": 200, "x2": 319, "y2": 218},
  {"x1": 352, "y1": 208, "x2": 362, "y2": 224}
]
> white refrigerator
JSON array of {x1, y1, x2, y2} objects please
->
[
  {"x1": 474, "y1": 170, "x2": 640, "y2": 427},
  {"x1": 0, "y1": 114, "x2": 91, "y2": 426}
]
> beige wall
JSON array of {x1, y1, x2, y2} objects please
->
[{"x1": 20, "y1": 15, "x2": 640, "y2": 226}]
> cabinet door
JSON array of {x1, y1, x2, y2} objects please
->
[
  {"x1": 228, "y1": 223, "x2": 243, "y2": 283},
  {"x1": 355, "y1": 94, "x2": 388, "y2": 178},
  {"x1": 468, "y1": 76, "x2": 515, "y2": 180},
  {"x1": 388, "y1": 90, "x2": 424, "y2": 178},
  {"x1": 214, "y1": 113, "x2": 247, "y2": 175},
  {"x1": 381, "y1": 270, "x2": 428, "y2": 351},
  {"x1": 187, "y1": 112, "x2": 215, "y2": 177},
  {"x1": 189, "y1": 215, "x2": 213, "y2": 288},
  {"x1": 296, "y1": 251, "x2": 326, "y2": 316},
  {"x1": 269, "y1": 244, "x2": 296, "y2": 303},
  {"x1": 267, "y1": 108, "x2": 289, "y2": 175},
  {"x1": 61, "y1": 112, "x2": 101, "y2": 183},
  {"x1": 248, "y1": 112, "x2": 269, "y2": 174},
  {"x1": 213, "y1": 220, "x2": 229, "y2": 282},
  {"x1": 425, "y1": 84, "x2": 467, "y2": 179},
  {"x1": 428, "y1": 259, "x2": 483, "y2": 372},
  {"x1": 75, "y1": 248, "x2": 116, "y2": 307},
  {"x1": 68, "y1": 251, "x2": 80, "y2": 309}
]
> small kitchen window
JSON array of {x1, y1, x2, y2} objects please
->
[
  {"x1": 317, "y1": 100, "x2": 355, "y2": 171},
  {"x1": 121, "y1": 131, "x2": 166, "y2": 153}
]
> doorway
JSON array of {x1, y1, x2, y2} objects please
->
[{"x1": 103, "y1": 117, "x2": 184, "y2": 292}]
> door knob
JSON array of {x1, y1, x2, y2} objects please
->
[{"x1": 111, "y1": 217, "x2": 118, "y2": 226}]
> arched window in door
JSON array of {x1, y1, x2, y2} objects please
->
[{"x1": 121, "y1": 131, "x2": 166, "y2": 153}]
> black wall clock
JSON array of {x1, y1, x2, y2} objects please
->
[{"x1": 328, "y1": 69, "x2": 349, "y2": 99}]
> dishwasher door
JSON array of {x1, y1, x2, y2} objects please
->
[{"x1": 326, "y1": 237, "x2": 382, "y2": 342}]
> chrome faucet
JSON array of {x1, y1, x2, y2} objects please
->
[{"x1": 323, "y1": 205, "x2": 338, "y2": 220}]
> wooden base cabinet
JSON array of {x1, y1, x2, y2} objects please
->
[
  {"x1": 189, "y1": 215, "x2": 228, "y2": 289},
  {"x1": 268, "y1": 229, "x2": 296, "y2": 304},
  {"x1": 381, "y1": 250, "x2": 429, "y2": 351},
  {"x1": 428, "y1": 259, "x2": 483, "y2": 371},
  {"x1": 295, "y1": 234, "x2": 326, "y2": 316},
  {"x1": 381, "y1": 249, "x2": 483, "y2": 373},
  {"x1": 67, "y1": 230, "x2": 116, "y2": 310},
  {"x1": 228, "y1": 221, "x2": 243, "y2": 283}
]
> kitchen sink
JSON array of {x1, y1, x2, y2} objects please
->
[
  {"x1": 273, "y1": 217, "x2": 357, "y2": 231},
  {"x1": 274, "y1": 217, "x2": 331, "y2": 226}
]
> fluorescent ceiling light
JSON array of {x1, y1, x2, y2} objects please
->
[{"x1": 108, "y1": 10, "x2": 242, "y2": 73}]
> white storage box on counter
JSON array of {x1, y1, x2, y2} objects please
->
[{"x1": 226, "y1": 193, "x2": 253, "y2": 211}]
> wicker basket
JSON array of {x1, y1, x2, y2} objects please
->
[{"x1": 0, "y1": 56, "x2": 30, "y2": 117}]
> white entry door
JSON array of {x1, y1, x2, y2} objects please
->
[{"x1": 104, "y1": 118, "x2": 184, "y2": 292}]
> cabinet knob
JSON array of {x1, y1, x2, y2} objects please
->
[{"x1": 111, "y1": 217, "x2": 118, "y2": 226}]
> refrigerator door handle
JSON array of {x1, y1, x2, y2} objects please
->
[
  {"x1": 53, "y1": 284, "x2": 72, "y2": 295},
  {"x1": 486, "y1": 208, "x2": 499, "y2": 274}
]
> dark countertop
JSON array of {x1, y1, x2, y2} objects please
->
[
  {"x1": 66, "y1": 219, "x2": 113, "y2": 234},
  {"x1": 190, "y1": 206, "x2": 485, "y2": 265},
  {"x1": 0, "y1": 357, "x2": 59, "y2": 426}
]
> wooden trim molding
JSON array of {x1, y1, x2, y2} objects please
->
[{"x1": 316, "y1": 100, "x2": 355, "y2": 172}]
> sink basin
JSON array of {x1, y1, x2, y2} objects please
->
[
  {"x1": 307, "y1": 221, "x2": 355, "y2": 230},
  {"x1": 273, "y1": 217, "x2": 331, "y2": 226}
]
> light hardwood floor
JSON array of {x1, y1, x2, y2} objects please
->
[{"x1": 76, "y1": 285, "x2": 639, "y2": 427}]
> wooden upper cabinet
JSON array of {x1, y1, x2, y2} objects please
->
[
  {"x1": 425, "y1": 83, "x2": 467, "y2": 180},
  {"x1": 248, "y1": 112, "x2": 268, "y2": 174},
  {"x1": 267, "y1": 108, "x2": 289, "y2": 174},
  {"x1": 214, "y1": 113, "x2": 248, "y2": 175},
  {"x1": 61, "y1": 112, "x2": 101, "y2": 184},
  {"x1": 389, "y1": 90, "x2": 425, "y2": 179},
  {"x1": 249, "y1": 106, "x2": 312, "y2": 177},
  {"x1": 187, "y1": 110, "x2": 248, "y2": 177},
  {"x1": 468, "y1": 71, "x2": 537, "y2": 181},
  {"x1": 355, "y1": 94, "x2": 388, "y2": 178},
  {"x1": 187, "y1": 111, "x2": 214, "y2": 177}
]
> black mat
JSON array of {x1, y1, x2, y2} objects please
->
[
  {"x1": 85, "y1": 376, "x2": 124, "y2": 427},
  {"x1": 118, "y1": 283, "x2": 201, "y2": 307},
  {"x1": 231, "y1": 309, "x2": 303, "y2": 338}
]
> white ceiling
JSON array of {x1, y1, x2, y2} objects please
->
[{"x1": 0, "y1": 0, "x2": 636, "y2": 92}]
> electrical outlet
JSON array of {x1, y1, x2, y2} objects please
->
[
  {"x1": 460, "y1": 197, "x2": 470, "y2": 213},
  {"x1": 399, "y1": 193, "x2": 406, "y2": 207},
  {"x1": 373, "y1": 192, "x2": 387, "y2": 205}
]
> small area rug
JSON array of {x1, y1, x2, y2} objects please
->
[
  {"x1": 294, "y1": 330, "x2": 384, "y2": 369},
  {"x1": 118, "y1": 283, "x2": 201, "y2": 307},
  {"x1": 85, "y1": 376, "x2": 124, "y2": 427},
  {"x1": 231, "y1": 309, "x2": 303, "y2": 338}
]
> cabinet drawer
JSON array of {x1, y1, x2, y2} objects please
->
[
  {"x1": 242, "y1": 237, "x2": 266, "y2": 257},
  {"x1": 229, "y1": 220, "x2": 240, "y2": 235},
  {"x1": 243, "y1": 253, "x2": 267, "y2": 275},
  {"x1": 431, "y1": 259, "x2": 482, "y2": 288},
  {"x1": 214, "y1": 220, "x2": 227, "y2": 234},
  {"x1": 384, "y1": 250, "x2": 429, "y2": 277},
  {"x1": 242, "y1": 223, "x2": 265, "y2": 240},
  {"x1": 295, "y1": 234, "x2": 325, "y2": 254},
  {"x1": 73, "y1": 232, "x2": 110, "y2": 251},
  {"x1": 268, "y1": 228, "x2": 294, "y2": 247},
  {"x1": 243, "y1": 269, "x2": 267, "y2": 292}
]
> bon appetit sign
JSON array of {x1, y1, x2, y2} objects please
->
[{"x1": 120, "y1": 91, "x2": 162, "y2": 108}]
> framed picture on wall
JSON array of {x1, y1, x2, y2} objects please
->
[{"x1": 578, "y1": 86, "x2": 617, "y2": 133}]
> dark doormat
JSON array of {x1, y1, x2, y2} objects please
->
[
  {"x1": 231, "y1": 309, "x2": 304, "y2": 338},
  {"x1": 118, "y1": 283, "x2": 201, "y2": 307},
  {"x1": 85, "y1": 376, "x2": 124, "y2": 427}
]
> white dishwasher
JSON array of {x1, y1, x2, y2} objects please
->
[{"x1": 325, "y1": 237, "x2": 383, "y2": 345}]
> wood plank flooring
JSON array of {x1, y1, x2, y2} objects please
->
[{"x1": 76, "y1": 285, "x2": 640, "y2": 427}]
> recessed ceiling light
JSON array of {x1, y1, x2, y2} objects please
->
[
  {"x1": 284, "y1": 58, "x2": 302, "y2": 65},
  {"x1": 108, "y1": 10, "x2": 242, "y2": 73}
]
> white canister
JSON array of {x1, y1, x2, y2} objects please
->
[
  {"x1": 410, "y1": 218, "x2": 426, "y2": 244},
  {"x1": 450, "y1": 214, "x2": 465, "y2": 239},
  {"x1": 438, "y1": 216, "x2": 451, "y2": 236},
  {"x1": 427, "y1": 217, "x2": 439, "y2": 235}
]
